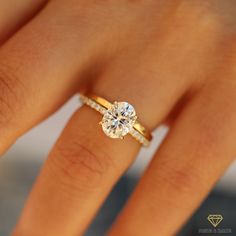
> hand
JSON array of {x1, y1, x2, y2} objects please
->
[{"x1": 0, "y1": 0, "x2": 235, "y2": 235}]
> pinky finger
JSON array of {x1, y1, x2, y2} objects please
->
[{"x1": 109, "y1": 79, "x2": 236, "y2": 236}]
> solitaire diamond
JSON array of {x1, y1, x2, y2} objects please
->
[{"x1": 101, "y1": 102, "x2": 137, "y2": 139}]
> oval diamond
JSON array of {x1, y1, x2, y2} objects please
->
[{"x1": 101, "y1": 102, "x2": 137, "y2": 139}]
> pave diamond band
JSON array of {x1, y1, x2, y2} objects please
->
[{"x1": 80, "y1": 94, "x2": 152, "y2": 147}]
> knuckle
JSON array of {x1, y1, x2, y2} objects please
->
[
  {"x1": 157, "y1": 159, "x2": 202, "y2": 196},
  {"x1": 196, "y1": 124, "x2": 221, "y2": 156},
  {"x1": 49, "y1": 139, "x2": 113, "y2": 190},
  {"x1": 0, "y1": 63, "x2": 26, "y2": 126},
  {"x1": 192, "y1": 106, "x2": 226, "y2": 159},
  {"x1": 0, "y1": 74, "x2": 17, "y2": 125},
  {"x1": 166, "y1": 168, "x2": 198, "y2": 194}
]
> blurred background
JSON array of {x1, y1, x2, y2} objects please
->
[{"x1": 0, "y1": 96, "x2": 235, "y2": 236}]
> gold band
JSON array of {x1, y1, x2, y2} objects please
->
[{"x1": 80, "y1": 94, "x2": 152, "y2": 146}]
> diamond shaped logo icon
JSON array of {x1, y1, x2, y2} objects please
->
[{"x1": 207, "y1": 214, "x2": 223, "y2": 227}]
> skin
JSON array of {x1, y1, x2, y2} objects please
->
[{"x1": 0, "y1": 0, "x2": 235, "y2": 235}]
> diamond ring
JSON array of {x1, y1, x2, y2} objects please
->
[{"x1": 80, "y1": 94, "x2": 152, "y2": 146}]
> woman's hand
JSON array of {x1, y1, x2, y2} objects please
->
[{"x1": 0, "y1": 0, "x2": 236, "y2": 235}]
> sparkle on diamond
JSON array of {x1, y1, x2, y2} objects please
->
[{"x1": 101, "y1": 102, "x2": 137, "y2": 139}]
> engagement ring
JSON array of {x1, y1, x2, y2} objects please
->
[{"x1": 80, "y1": 94, "x2": 152, "y2": 146}]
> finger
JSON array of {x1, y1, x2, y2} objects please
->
[
  {"x1": 0, "y1": 1, "x2": 116, "y2": 154},
  {"x1": 109, "y1": 78, "x2": 236, "y2": 236},
  {"x1": 0, "y1": 0, "x2": 46, "y2": 44}
]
